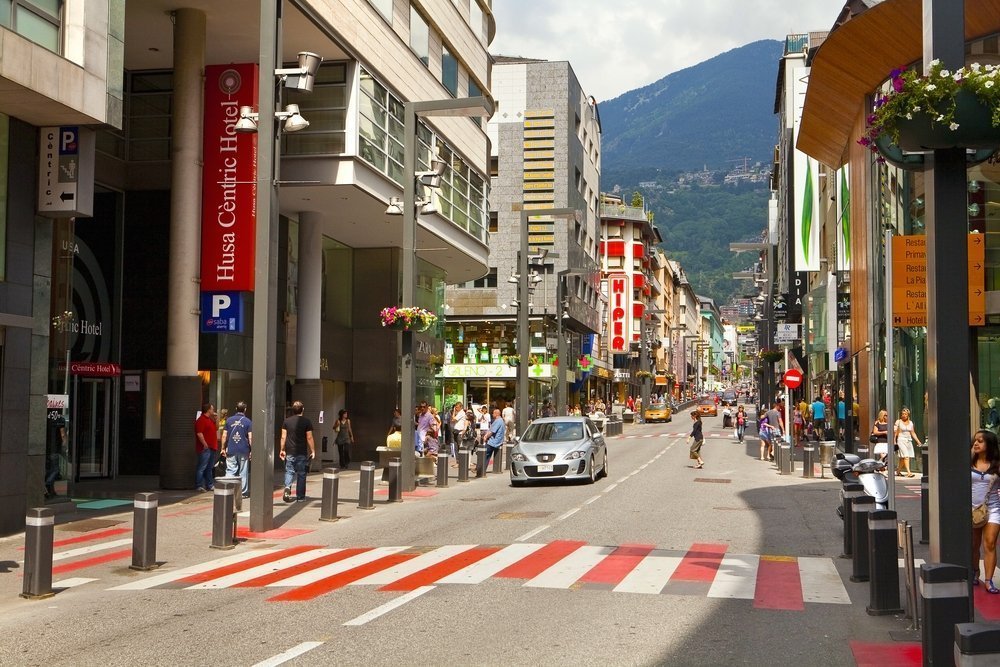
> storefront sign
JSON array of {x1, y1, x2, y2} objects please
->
[
  {"x1": 201, "y1": 64, "x2": 258, "y2": 292},
  {"x1": 46, "y1": 394, "x2": 70, "y2": 410},
  {"x1": 441, "y1": 363, "x2": 553, "y2": 379},
  {"x1": 70, "y1": 361, "x2": 121, "y2": 377},
  {"x1": 614, "y1": 370, "x2": 630, "y2": 381},
  {"x1": 608, "y1": 273, "x2": 629, "y2": 353}
]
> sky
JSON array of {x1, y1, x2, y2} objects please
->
[{"x1": 490, "y1": 0, "x2": 848, "y2": 101}]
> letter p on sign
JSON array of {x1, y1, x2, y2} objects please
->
[{"x1": 211, "y1": 294, "x2": 232, "y2": 317}]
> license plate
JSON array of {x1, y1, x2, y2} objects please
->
[{"x1": 537, "y1": 464, "x2": 553, "y2": 472}]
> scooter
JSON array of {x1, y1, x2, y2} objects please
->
[{"x1": 832, "y1": 452, "x2": 889, "y2": 517}]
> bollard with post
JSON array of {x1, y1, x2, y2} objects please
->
[
  {"x1": 320, "y1": 468, "x2": 339, "y2": 522},
  {"x1": 457, "y1": 448, "x2": 470, "y2": 483},
  {"x1": 492, "y1": 447, "x2": 503, "y2": 474},
  {"x1": 476, "y1": 448, "x2": 487, "y2": 478},
  {"x1": 436, "y1": 453, "x2": 449, "y2": 487},
  {"x1": 802, "y1": 444, "x2": 815, "y2": 479},
  {"x1": 210, "y1": 481, "x2": 237, "y2": 550},
  {"x1": 955, "y1": 623, "x2": 1000, "y2": 665},
  {"x1": 841, "y1": 482, "x2": 864, "y2": 557},
  {"x1": 130, "y1": 492, "x2": 159, "y2": 571},
  {"x1": 921, "y1": 564, "x2": 970, "y2": 667},
  {"x1": 866, "y1": 509, "x2": 903, "y2": 615},
  {"x1": 358, "y1": 461, "x2": 375, "y2": 509},
  {"x1": 387, "y1": 460, "x2": 403, "y2": 503},
  {"x1": 780, "y1": 441, "x2": 793, "y2": 474},
  {"x1": 216, "y1": 476, "x2": 242, "y2": 512},
  {"x1": 505, "y1": 443, "x2": 514, "y2": 471},
  {"x1": 21, "y1": 508, "x2": 55, "y2": 600},
  {"x1": 850, "y1": 495, "x2": 875, "y2": 582}
]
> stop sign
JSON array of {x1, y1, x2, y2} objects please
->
[{"x1": 783, "y1": 369, "x2": 803, "y2": 389}]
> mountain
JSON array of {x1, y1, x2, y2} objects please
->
[{"x1": 599, "y1": 40, "x2": 783, "y2": 177}]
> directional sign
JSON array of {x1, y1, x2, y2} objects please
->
[
  {"x1": 969, "y1": 234, "x2": 986, "y2": 326},
  {"x1": 773, "y1": 322, "x2": 799, "y2": 344},
  {"x1": 891, "y1": 235, "x2": 926, "y2": 327},
  {"x1": 200, "y1": 291, "x2": 244, "y2": 333},
  {"x1": 37, "y1": 126, "x2": 95, "y2": 217},
  {"x1": 783, "y1": 368, "x2": 803, "y2": 389}
]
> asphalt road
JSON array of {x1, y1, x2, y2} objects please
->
[{"x1": 0, "y1": 413, "x2": 921, "y2": 666}]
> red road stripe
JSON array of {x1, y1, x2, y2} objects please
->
[
  {"x1": 578, "y1": 544, "x2": 656, "y2": 585},
  {"x1": 43, "y1": 527, "x2": 131, "y2": 549},
  {"x1": 51, "y1": 549, "x2": 132, "y2": 575},
  {"x1": 670, "y1": 543, "x2": 728, "y2": 582},
  {"x1": 267, "y1": 553, "x2": 416, "y2": 602},
  {"x1": 234, "y1": 548, "x2": 370, "y2": 588},
  {"x1": 179, "y1": 545, "x2": 322, "y2": 585},
  {"x1": 379, "y1": 547, "x2": 501, "y2": 592},
  {"x1": 161, "y1": 505, "x2": 214, "y2": 518},
  {"x1": 494, "y1": 540, "x2": 588, "y2": 579},
  {"x1": 850, "y1": 640, "x2": 922, "y2": 666},
  {"x1": 753, "y1": 557, "x2": 804, "y2": 610},
  {"x1": 973, "y1": 585, "x2": 1000, "y2": 620}
]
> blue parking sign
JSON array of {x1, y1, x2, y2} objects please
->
[{"x1": 201, "y1": 291, "x2": 243, "y2": 333}]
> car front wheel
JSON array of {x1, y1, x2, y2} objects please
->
[
  {"x1": 587, "y1": 455, "x2": 597, "y2": 484},
  {"x1": 599, "y1": 449, "x2": 608, "y2": 479}
]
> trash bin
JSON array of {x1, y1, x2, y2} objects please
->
[{"x1": 819, "y1": 441, "x2": 836, "y2": 477}]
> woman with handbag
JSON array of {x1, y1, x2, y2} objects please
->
[
  {"x1": 893, "y1": 407, "x2": 922, "y2": 477},
  {"x1": 870, "y1": 410, "x2": 889, "y2": 463},
  {"x1": 971, "y1": 430, "x2": 1000, "y2": 593}
]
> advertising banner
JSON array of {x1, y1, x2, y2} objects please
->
[
  {"x1": 792, "y1": 72, "x2": 820, "y2": 272},
  {"x1": 201, "y1": 64, "x2": 258, "y2": 292},
  {"x1": 837, "y1": 166, "x2": 851, "y2": 272},
  {"x1": 608, "y1": 273, "x2": 629, "y2": 354}
]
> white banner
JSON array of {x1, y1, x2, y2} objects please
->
[
  {"x1": 792, "y1": 71, "x2": 820, "y2": 272},
  {"x1": 837, "y1": 166, "x2": 851, "y2": 272}
]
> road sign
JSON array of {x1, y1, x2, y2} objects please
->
[
  {"x1": 783, "y1": 369, "x2": 803, "y2": 389},
  {"x1": 201, "y1": 291, "x2": 244, "y2": 333},
  {"x1": 891, "y1": 235, "x2": 926, "y2": 327},
  {"x1": 773, "y1": 322, "x2": 799, "y2": 344},
  {"x1": 969, "y1": 234, "x2": 986, "y2": 326}
]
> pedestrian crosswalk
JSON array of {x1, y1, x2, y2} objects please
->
[{"x1": 108, "y1": 539, "x2": 854, "y2": 609}]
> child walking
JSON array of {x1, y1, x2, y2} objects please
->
[{"x1": 689, "y1": 411, "x2": 705, "y2": 469}]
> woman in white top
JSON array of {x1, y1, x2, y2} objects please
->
[
  {"x1": 893, "y1": 407, "x2": 922, "y2": 478},
  {"x1": 451, "y1": 403, "x2": 468, "y2": 460},
  {"x1": 971, "y1": 430, "x2": 1000, "y2": 593}
]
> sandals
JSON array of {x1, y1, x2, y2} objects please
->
[
  {"x1": 974, "y1": 576, "x2": 981, "y2": 586},
  {"x1": 988, "y1": 579, "x2": 999, "y2": 594}
]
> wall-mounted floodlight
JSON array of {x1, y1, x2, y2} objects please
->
[
  {"x1": 276, "y1": 51, "x2": 323, "y2": 92},
  {"x1": 386, "y1": 196, "x2": 404, "y2": 216},
  {"x1": 234, "y1": 104, "x2": 309, "y2": 134}
]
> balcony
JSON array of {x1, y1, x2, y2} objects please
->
[{"x1": 600, "y1": 202, "x2": 650, "y2": 224}]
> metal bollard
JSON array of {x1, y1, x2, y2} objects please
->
[
  {"x1": 780, "y1": 443, "x2": 793, "y2": 474},
  {"x1": 358, "y1": 461, "x2": 375, "y2": 509},
  {"x1": 773, "y1": 438, "x2": 783, "y2": 469},
  {"x1": 866, "y1": 510, "x2": 902, "y2": 615},
  {"x1": 217, "y1": 476, "x2": 242, "y2": 512},
  {"x1": 955, "y1": 623, "x2": 1000, "y2": 666},
  {"x1": 802, "y1": 444, "x2": 815, "y2": 478},
  {"x1": 920, "y1": 475, "x2": 929, "y2": 545},
  {"x1": 492, "y1": 447, "x2": 503, "y2": 474},
  {"x1": 476, "y1": 448, "x2": 487, "y2": 478},
  {"x1": 856, "y1": 443, "x2": 869, "y2": 460},
  {"x1": 210, "y1": 481, "x2": 236, "y2": 550},
  {"x1": 841, "y1": 482, "x2": 864, "y2": 557},
  {"x1": 21, "y1": 508, "x2": 55, "y2": 599},
  {"x1": 850, "y1": 495, "x2": 875, "y2": 582},
  {"x1": 130, "y1": 492, "x2": 159, "y2": 571},
  {"x1": 921, "y1": 563, "x2": 971, "y2": 667},
  {"x1": 457, "y1": 448, "x2": 470, "y2": 483},
  {"x1": 320, "y1": 468, "x2": 339, "y2": 522},
  {"x1": 387, "y1": 460, "x2": 403, "y2": 503},
  {"x1": 505, "y1": 443, "x2": 514, "y2": 471},
  {"x1": 436, "y1": 453, "x2": 449, "y2": 487}
]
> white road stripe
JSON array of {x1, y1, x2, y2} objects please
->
[
  {"x1": 583, "y1": 495, "x2": 601, "y2": 505},
  {"x1": 798, "y1": 556, "x2": 852, "y2": 604},
  {"x1": 251, "y1": 641, "x2": 324, "y2": 667},
  {"x1": 267, "y1": 547, "x2": 410, "y2": 587},
  {"x1": 514, "y1": 525, "x2": 551, "y2": 542},
  {"x1": 524, "y1": 545, "x2": 613, "y2": 589},
  {"x1": 613, "y1": 552, "x2": 683, "y2": 594},
  {"x1": 109, "y1": 549, "x2": 283, "y2": 590},
  {"x1": 707, "y1": 554, "x2": 759, "y2": 599},
  {"x1": 53, "y1": 577, "x2": 98, "y2": 589},
  {"x1": 604, "y1": 483, "x2": 618, "y2": 493},
  {"x1": 437, "y1": 543, "x2": 547, "y2": 584},
  {"x1": 343, "y1": 586, "x2": 436, "y2": 626},
  {"x1": 350, "y1": 545, "x2": 475, "y2": 586},
  {"x1": 900, "y1": 557, "x2": 926, "y2": 568},
  {"x1": 52, "y1": 538, "x2": 133, "y2": 562},
  {"x1": 639, "y1": 464, "x2": 649, "y2": 470},
  {"x1": 185, "y1": 548, "x2": 342, "y2": 589},
  {"x1": 556, "y1": 508, "x2": 581, "y2": 521}
]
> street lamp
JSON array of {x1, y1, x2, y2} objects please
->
[
  {"x1": 555, "y1": 268, "x2": 588, "y2": 414},
  {"x1": 514, "y1": 205, "x2": 579, "y2": 437},
  {"x1": 399, "y1": 96, "x2": 494, "y2": 492}
]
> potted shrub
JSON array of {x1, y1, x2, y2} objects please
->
[{"x1": 379, "y1": 306, "x2": 437, "y2": 332}]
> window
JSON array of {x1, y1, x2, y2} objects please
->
[
  {"x1": 1, "y1": 0, "x2": 61, "y2": 52},
  {"x1": 409, "y1": 5, "x2": 429, "y2": 67},
  {"x1": 469, "y1": 78, "x2": 482, "y2": 98},
  {"x1": 442, "y1": 45, "x2": 458, "y2": 96},
  {"x1": 126, "y1": 71, "x2": 172, "y2": 162},
  {"x1": 456, "y1": 267, "x2": 497, "y2": 288},
  {"x1": 368, "y1": 0, "x2": 392, "y2": 23},
  {"x1": 283, "y1": 63, "x2": 348, "y2": 155},
  {"x1": 488, "y1": 211, "x2": 498, "y2": 233},
  {"x1": 489, "y1": 155, "x2": 498, "y2": 178},
  {"x1": 0, "y1": 114, "x2": 6, "y2": 280},
  {"x1": 469, "y1": 0, "x2": 486, "y2": 43}
]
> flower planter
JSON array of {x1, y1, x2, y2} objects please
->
[
  {"x1": 895, "y1": 90, "x2": 1000, "y2": 151},
  {"x1": 874, "y1": 132, "x2": 996, "y2": 171},
  {"x1": 387, "y1": 320, "x2": 430, "y2": 332}
]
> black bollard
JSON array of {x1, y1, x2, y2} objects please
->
[
  {"x1": 216, "y1": 476, "x2": 242, "y2": 512},
  {"x1": 21, "y1": 508, "x2": 55, "y2": 599},
  {"x1": 493, "y1": 447, "x2": 503, "y2": 474},
  {"x1": 210, "y1": 481, "x2": 236, "y2": 550},
  {"x1": 476, "y1": 448, "x2": 487, "y2": 478},
  {"x1": 505, "y1": 443, "x2": 514, "y2": 471},
  {"x1": 856, "y1": 442, "x2": 869, "y2": 460},
  {"x1": 841, "y1": 482, "x2": 864, "y2": 558},
  {"x1": 955, "y1": 623, "x2": 1000, "y2": 665},
  {"x1": 457, "y1": 448, "x2": 470, "y2": 483},
  {"x1": 850, "y1": 495, "x2": 875, "y2": 582},
  {"x1": 358, "y1": 461, "x2": 375, "y2": 510},
  {"x1": 773, "y1": 437, "x2": 783, "y2": 470},
  {"x1": 320, "y1": 468, "x2": 339, "y2": 522},
  {"x1": 920, "y1": 475, "x2": 929, "y2": 545},
  {"x1": 921, "y1": 563, "x2": 972, "y2": 667},
  {"x1": 436, "y1": 453, "x2": 449, "y2": 487},
  {"x1": 802, "y1": 444, "x2": 815, "y2": 479},
  {"x1": 130, "y1": 492, "x2": 159, "y2": 571},
  {"x1": 780, "y1": 442, "x2": 793, "y2": 474},
  {"x1": 387, "y1": 460, "x2": 403, "y2": 503},
  {"x1": 866, "y1": 509, "x2": 902, "y2": 615}
]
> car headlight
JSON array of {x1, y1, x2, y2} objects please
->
[
  {"x1": 564, "y1": 450, "x2": 587, "y2": 460},
  {"x1": 511, "y1": 452, "x2": 527, "y2": 462}
]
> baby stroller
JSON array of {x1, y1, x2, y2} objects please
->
[{"x1": 722, "y1": 407, "x2": 733, "y2": 429}]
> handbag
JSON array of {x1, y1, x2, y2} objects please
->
[
  {"x1": 869, "y1": 434, "x2": 878, "y2": 444},
  {"x1": 974, "y1": 502, "x2": 989, "y2": 528}
]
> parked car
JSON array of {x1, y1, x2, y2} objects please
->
[
  {"x1": 696, "y1": 397, "x2": 718, "y2": 417},
  {"x1": 509, "y1": 417, "x2": 608, "y2": 486},
  {"x1": 644, "y1": 400, "x2": 673, "y2": 423}
]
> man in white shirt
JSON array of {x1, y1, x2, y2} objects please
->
[{"x1": 502, "y1": 401, "x2": 516, "y2": 442}]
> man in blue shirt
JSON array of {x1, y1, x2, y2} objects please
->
[
  {"x1": 222, "y1": 401, "x2": 252, "y2": 498},
  {"x1": 836, "y1": 392, "x2": 847, "y2": 443},
  {"x1": 483, "y1": 408, "x2": 507, "y2": 469},
  {"x1": 811, "y1": 396, "x2": 826, "y2": 432}
]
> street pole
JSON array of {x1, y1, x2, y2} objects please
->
[
  {"x1": 884, "y1": 228, "x2": 895, "y2": 506},
  {"x1": 639, "y1": 319, "x2": 649, "y2": 422}
]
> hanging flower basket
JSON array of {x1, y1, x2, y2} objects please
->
[
  {"x1": 379, "y1": 306, "x2": 437, "y2": 332},
  {"x1": 895, "y1": 89, "x2": 1000, "y2": 150},
  {"x1": 759, "y1": 349, "x2": 783, "y2": 364},
  {"x1": 504, "y1": 355, "x2": 520, "y2": 367},
  {"x1": 635, "y1": 370, "x2": 653, "y2": 380}
]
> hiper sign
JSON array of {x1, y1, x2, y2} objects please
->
[{"x1": 608, "y1": 273, "x2": 629, "y2": 354}]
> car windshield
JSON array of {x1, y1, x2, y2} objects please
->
[
  {"x1": 522, "y1": 422, "x2": 585, "y2": 442},
  {"x1": 650, "y1": 401, "x2": 666, "y2": 409},
  {"x1": 698, "y1": 398, "x2": 713, "y2": 405}
]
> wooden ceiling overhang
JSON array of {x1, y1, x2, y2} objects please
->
[{"x1": 798, "y1": 0, "x2": 1000, "y2": 169}]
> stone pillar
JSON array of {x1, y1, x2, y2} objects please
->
[
  {"x1": 161, "y1": 8, "x2": 205, "y2": 489},
  {"x1": 296, "y1": 212, "x2": 322, "y2": 380}
]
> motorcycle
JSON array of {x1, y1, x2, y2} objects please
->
[{"x1": 832, "y1": 452, "x2": 889, "y2": 518}]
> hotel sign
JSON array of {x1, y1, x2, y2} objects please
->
[{"x1": 608, "y1": 273, "x2": 629, "y2": 353}]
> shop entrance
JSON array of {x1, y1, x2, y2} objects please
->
[{"x1": 73, "y1": 375, "x2": 117, "y2": 478}]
